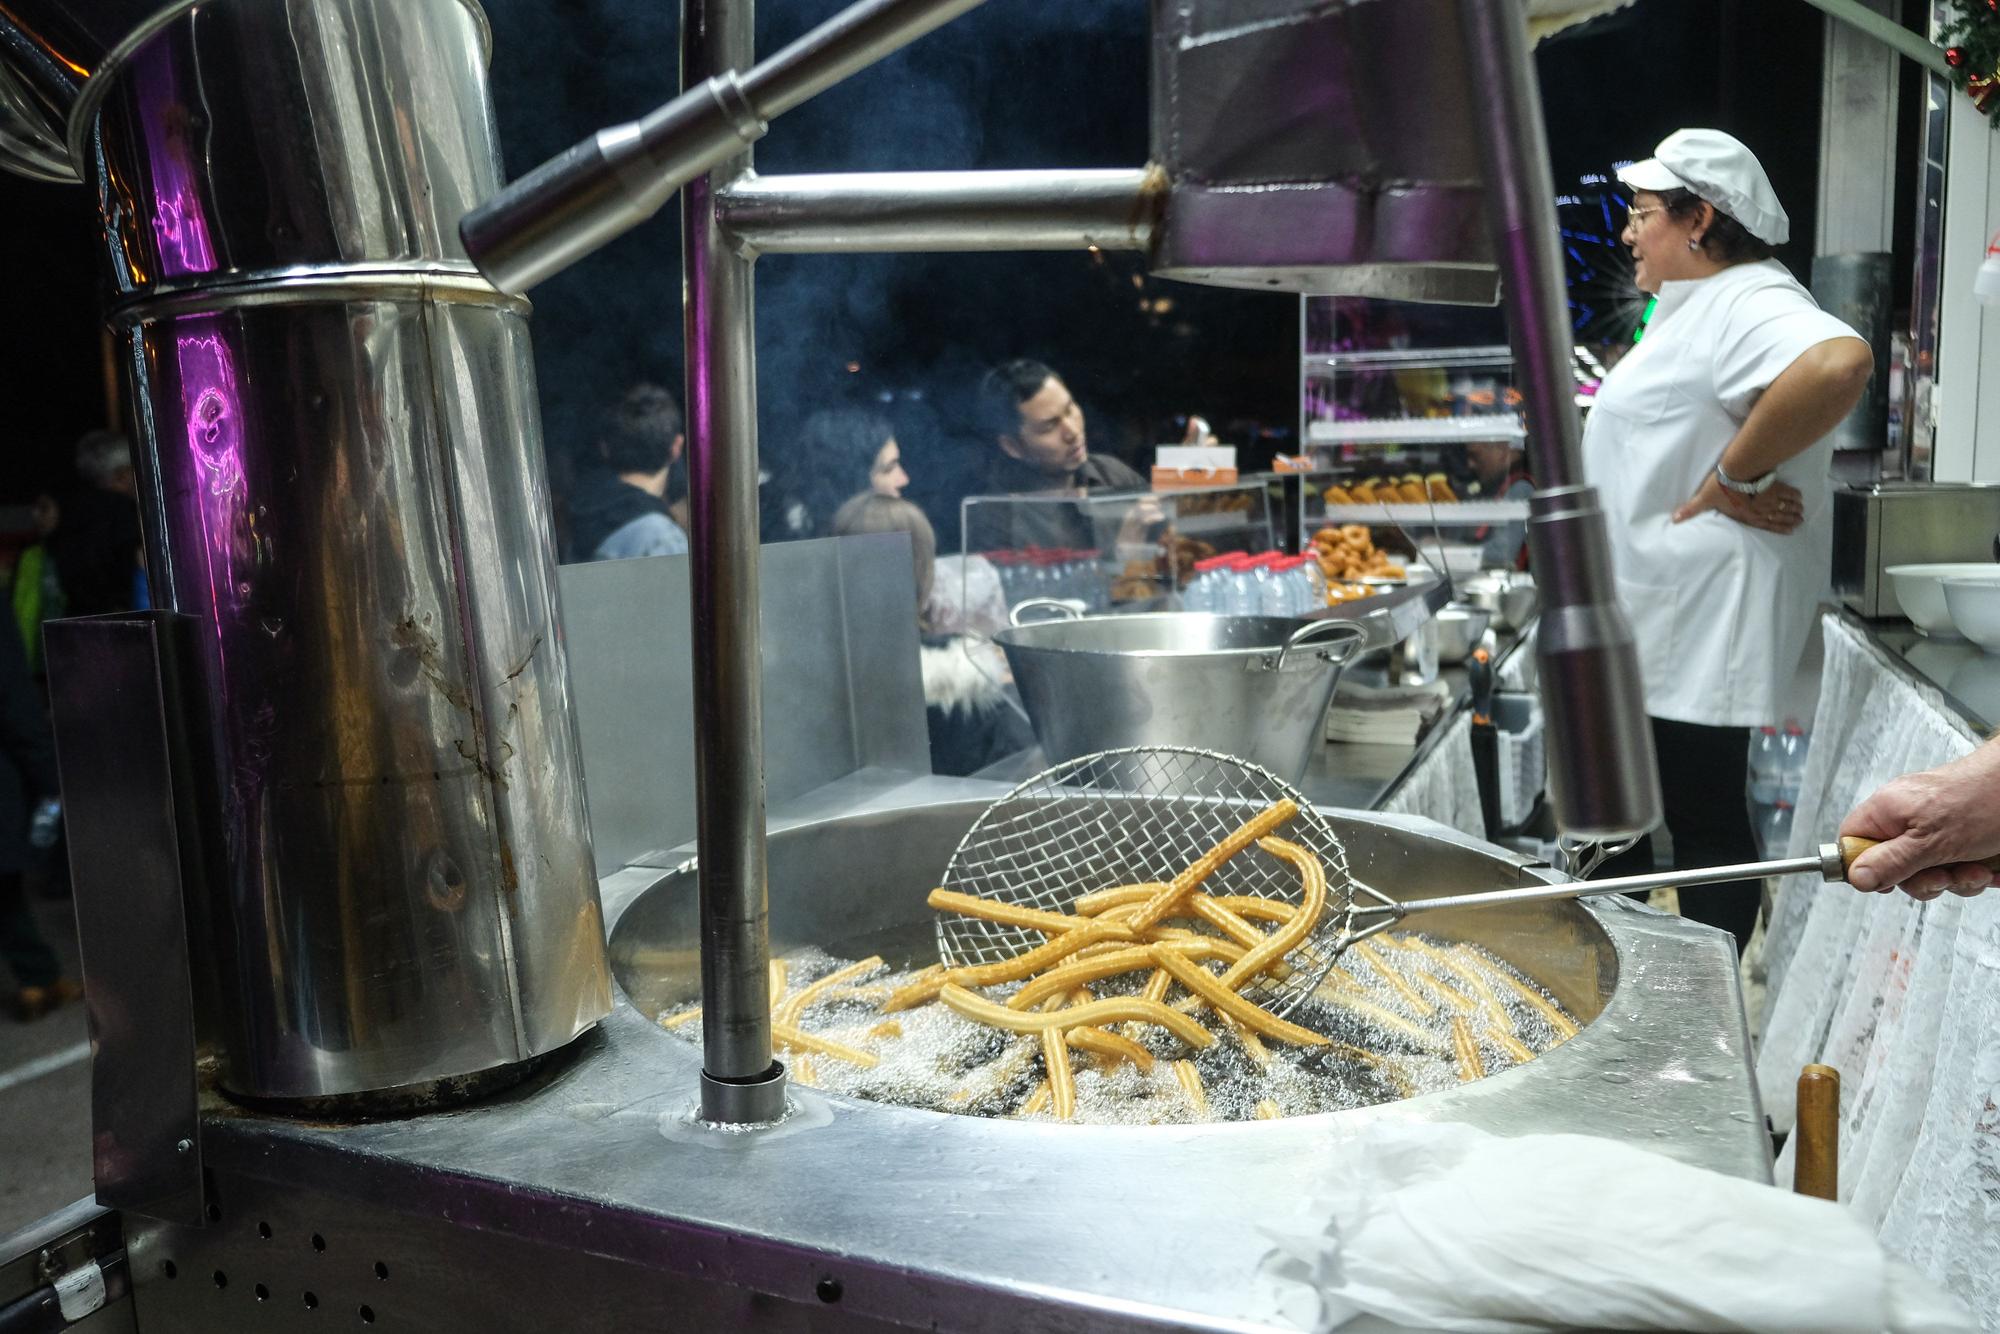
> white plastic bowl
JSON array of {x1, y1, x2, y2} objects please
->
[
  {"x1": 1943, "y1": 578, "x2": 2000, "y2": 654},
  {"x1": 1887, "y1": 563, "x2": 2000, "y2": 636}
]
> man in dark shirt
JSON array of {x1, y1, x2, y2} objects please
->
[
  {"x1": 977, "y1": 359, "x2": 1145, "y2": 492},
  {"x1": 971, "y1": 359, "x2": 1148, "y2": 555}
]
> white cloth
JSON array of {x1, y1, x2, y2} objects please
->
[
  {"x1": 1582, "y1": 260, "x2": 1862, "y2": 726},
  {"x1": 1751, "y1": 615, "x2": 2000, "y2": 1329},
  {"x1": 1379, "y1": 710, "x2": 1486, "y2": 840},
  {"x1": 1619, "y1": 128, "x2": 1791, "y2": 245},
  {"x1": 1251, "y1": 1122, "x2": 1976, "y2": 1333}
]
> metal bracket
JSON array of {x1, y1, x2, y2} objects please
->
[{"x1": 45, "y1": 612, "x2": 215, "y2": 1226}]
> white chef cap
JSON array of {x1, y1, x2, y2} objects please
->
[{"x1": 1617, "y1": 128, "x2": 1789, "y2": 246}]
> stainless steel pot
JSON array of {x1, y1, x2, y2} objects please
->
[
  {"x1": 992, "y1": 606, "x2": 1365, "y2": 784},
  {"x1": 1435, "y1": 602, "x2": 1492, "y2": 665},
  {"x1": 1460, "y1": 571, "x2": 1538, "y2": 631}
]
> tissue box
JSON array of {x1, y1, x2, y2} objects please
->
[{"x1": 1152, "y1": 444, "x2": 1238, "y2": 488}]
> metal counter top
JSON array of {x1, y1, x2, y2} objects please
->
[
  {"x1": 1839, "y1": 607, "x2": 2000, "y2": 736},
  {"x1": 127, "y1": 776, "x2": 1766, "y2": 1334}
]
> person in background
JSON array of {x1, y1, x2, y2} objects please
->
[
  {"x1": 1464, "y1": 438, "x2": 1532, "y2": 570},
  {"x1": 1839, "y1": 736, "x2": 2000, "y2": 900},
  {"x1": 971, "y1": 359, "x2": 1156, "y2": 557},
  {"x1": 975, "y1": 359, "x2": 1144, "y2": 492},
  {"x1": 47, "y1": 429, "x2": 142, "y2": 618},
  {"x1": 830, "y1": 494, "x2": 1033, "y2": 777},
  {"x1": 792, "y1": 408, "x2": 909, "y2": 536},
  {"x1": 0, "y1": 612, "x2": 77, "y2": 1020},
  {"x1": 12, "y1": 493, "x2": 65, "y2": 677},
  {"x1": 566, "y1": 383, "x2": 690, "y2": 562},
  {"x1": 1583, "y1": 129, "x2": 1872, "y2": 954}
]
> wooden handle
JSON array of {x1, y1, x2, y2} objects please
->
[
  {"x1": 1793, "y1": 1064, "x2": 1840, "y2": 1200},
  {"x1": 1837, "y1": 836, "x2": 2000, "y2": 877}
]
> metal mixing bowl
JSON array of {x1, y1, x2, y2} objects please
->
[{"x1": 1434, "y1": 602, "x2": 1492, "y2": 665}]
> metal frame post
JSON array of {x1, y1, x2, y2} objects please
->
[
  {"x1": 684, "y1": 0, "x2": 787, "y2": 1124},
  {"x1": 1456, "y1": 0, "x2": 1662, "y2": 842}
]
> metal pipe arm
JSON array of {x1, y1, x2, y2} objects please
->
[
  {"x1": 1456, "y1": 0, "x2": 1662, "y2": 842},
  {"x1": 715, "y1": 168, "x2": 1160, "y2": 254},
  {"x1": 461, "y1": 0, "x2": 988, "y2": 293}
]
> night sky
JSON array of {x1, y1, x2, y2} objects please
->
[{"x1": 0, "y1": 0, "x2": 1911, "y2": 538}]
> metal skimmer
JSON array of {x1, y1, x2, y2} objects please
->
[{"x1": 937, "y1": 746, "x2": 1398, "y2": 1017}]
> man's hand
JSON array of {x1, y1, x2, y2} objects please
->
[
  {"x1": 1671, "y1": 473, "x2": 1805, "y2": 534},
  {"x1": 1840, "y1": 739, "x2": 2000, "y2": 899}
]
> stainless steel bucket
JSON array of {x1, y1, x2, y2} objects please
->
[{"x1": 992, "y1": 609, "x2": 1365, "y2": 784}]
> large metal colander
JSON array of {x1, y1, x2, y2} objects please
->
[{"x1": 937, "y1": 746, "x2": 1398, "y2": 1016}]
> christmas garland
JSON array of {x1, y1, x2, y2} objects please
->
[{"x1": 1943, "y1": 0, "x2": 2000, "y2": 117}]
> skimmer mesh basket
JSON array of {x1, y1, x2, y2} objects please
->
[{"x1": 938, "y1": 746, "x2": 1386, "y2": 1016}]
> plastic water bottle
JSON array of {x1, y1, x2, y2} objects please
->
[
  {"x1": 1259, "y1": 556, "x2": 1296, "y2": 618},
  {"x1": 1758, "y1": 799, "x2": 1795, "y2": 859},
  {"x1": 1747, "y1": 726, "x2": 1780, "y2": 805},
  {"x1": 1776, "y1": 720, "x2": 1808, "y2": 806},
  {"x1": 1298, "y1": 557, "x2": 1328, "y2": 613},
  {"x1": 1183, "y1": 555, "x2": 1220, "y2": 612}
]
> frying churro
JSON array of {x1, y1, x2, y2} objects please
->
[
  {"x1": 1041, "y1": 1028, "x2": 1077, "y2": 1119},
  {"x1": 868, "y1": 1019, "x2": 903, "y2": 1040},
  {"x1": 885, "y1": 922, "x2": 1132, "y2": 1011},
  {"x1": 772, "y1": 1021, "x2": 879, "y2": 1068},
  {"x1": 790, "y1": 1053, "x2": 818, "y2": 1087},
  {"x1": 1350, "y1": 940, "x2": 1437, "y2": 1018},
  {"x1": 939, "y1": 984, "x2": 1215, "y2": 1048},
  {"x1": 1019, "y1": 1080, "x2": 1052, "y2": 1116},
  {"x1": 776, "y1": 955, "x2": 884, "y2": 1026},
  {"x1": 926, "y1": 889, "x2": 1097, "y2": 937},
  {"x1": 1255, "y1": 1099, "x2": 1281, "y2": 1120},
  {"x1": 1069, "y1": 1025, "x2": 1155, "y2": 1072},
  {"x1": 658, "y1": 1006, "x2": 701, "y2": 1030},
  {"x1": 1211, "y1": 895, "x2": 1297, "y2": 924},
  {"x1": 1173, "y1": 1060, "x2": 1210, "y2": 1118},
  {"x1": 1487, "y1": 1027, "x2": 1536, "y2": 1064},
  {"x1": 1217, "y1": 837, "x2": 1327, "y2": 989},
  {"x1": 1125, "y1": 799, "x2": 1299, "y2": 931},
  {"x1": 1449, "y1": 1015, "x2": 1485, "y2": 1083},
  {"x1": 1221, "y1": 1013, "x2": 1271, "y2": 1067},
  {"x1": 1435, "y1": 944, "x2": 1513, "y2": 1029},
  {"x1": 1475, "y1": 953, "x2": 1581, "y2": 1040},
  {"x1": 1311, "y1": 978, "x2": 1438, "y2": 1046},
  {"x1": 1149, "y1": 947, "x2": 1328, "y2": 1047},
  {"x1": 1006, "y1": 938, "x2": 1240, "y2": 1010},
  {"x1": 1072, "y1": 884, "x2": 1165, "y2": 915}
]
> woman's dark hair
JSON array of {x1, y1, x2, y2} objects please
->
[
  {"x1": 1660, "y1": 188, "x2": 1773, "y2": 265},
  {"x1": 597, "y1": 382, "x2": 684, "y2": 474},
  {"x1": 801, "y1": 408, "x2": 895, "y2": 485}
]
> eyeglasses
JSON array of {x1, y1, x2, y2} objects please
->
[{"x1": 1625, "y1": 205, "x2": 1666, "y2": 229}]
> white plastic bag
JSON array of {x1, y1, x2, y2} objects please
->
[{"x1": 1251, "y1": 1122, "x2": 1975, "y2": 1333}]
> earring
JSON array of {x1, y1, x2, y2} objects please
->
[{"x1": 1687, "y1": 237, "x2": 1701, "y2": 252}]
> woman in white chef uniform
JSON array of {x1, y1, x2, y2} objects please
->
[{"x1": 1586, "y1": 129, "x2": 1873, "y2": 952}]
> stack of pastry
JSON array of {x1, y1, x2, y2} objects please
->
[
  {"x1": 1325, "y1": 473, "x2": 1455, "y2": 506},
  {"x1": 1311, "y1": 524, "x2": 1404, "y2": 588}
]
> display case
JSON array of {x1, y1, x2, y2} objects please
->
[
  {"x1": 1297, "y1": 295, "x2": 1605, "y2": 540},
  {"x1": 958, "y1": 480, "x2": 1276, "y2": 618}
]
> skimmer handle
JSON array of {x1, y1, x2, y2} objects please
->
[{"x1": 1834, "y1": 835, "x2": 2000, "y2": 878}]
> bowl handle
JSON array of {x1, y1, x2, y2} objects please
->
[
  {"x1": 1009, "y1": 598, "x2": 1083, "y2": 628},
  {"x1": 1268, "y1": 617, "x2": 1367, "y2": 671}
]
